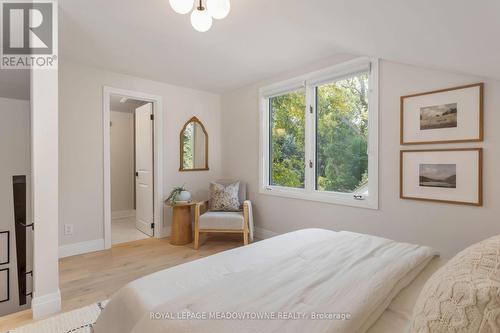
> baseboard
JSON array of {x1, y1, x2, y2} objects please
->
[
  {"x1": 59, "y1": 238, "x2": 105, "y2": 258},
  {"x1": 32, "y1": 289, "x2": 61, "y2": 320},
  {"x1": 112, "y1": 209, "x2": 135, "y2": 219},
  {"x1": 254, "y1": 227, "x2": 279, "y2": 240}
]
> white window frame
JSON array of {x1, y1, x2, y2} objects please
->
[{"x1": 259, "y1": 57, "x2": 379, "y2": 209}]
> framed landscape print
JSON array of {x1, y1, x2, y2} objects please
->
[
  {"x1": 0, "y1": 231, "x2": 8, "y2": 265},
  {"x1": 0, "y1": 268, "x2": 8, "y2": 303},
  {"x1": 400, "y1": 83, "x2": 483, "y2": 145},
  {"x1": 400, "y1": 148, "x2": 482, "y2": 206}
]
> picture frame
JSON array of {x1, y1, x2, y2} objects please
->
[
  {"x1": 0, "y1": 268, "x2": 9, "y2": 303},
  {"x1": 400, "y1": 148, "x2": 482, "y2": 206},
  {"x1": 0, "y1": 231, "x2": 9, "y2": 265},
  {"x1": 400, "y1": 83, "x2": 483, "y2": 145}
]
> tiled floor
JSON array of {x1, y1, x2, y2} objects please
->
[{"x1": 111, "y1": 215, "x2": 150, "y2": 245}]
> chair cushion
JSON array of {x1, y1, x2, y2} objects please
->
[
  {"x1": 411, "y1": 234, "x2": 500, "y2": 333},
  {"x1": 209, "y1": 181, "x2": 241, "y2": 211},
  {"x1": 198, "y1": 211, "x2": 244, "y2": 230}
]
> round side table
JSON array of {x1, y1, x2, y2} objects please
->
[{"x1": 165, "y1": 201, "x2": 197, "y2": 246}]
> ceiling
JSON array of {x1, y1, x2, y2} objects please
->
[
  {"x1": 110, "y1": 95, "x2": 148, "y2": 113},
  {"x1": 59, "y1": 0, "x2": 500, "y2": 93}
]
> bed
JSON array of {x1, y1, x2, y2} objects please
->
[
  {"x1": 94, "y1": 229, "x2": 441, "y2": 333},
  {"x1": 367, "y1": 256, "x2": 445, "y2": 332}
]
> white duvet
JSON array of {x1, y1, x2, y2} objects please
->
[{"x1": 94, "y1": 229, "x2": 436, "y2": 333}]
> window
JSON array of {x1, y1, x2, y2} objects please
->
[
  {"x1": 315, "y1": 74, "x2": 369, "y2": 194},
  {"x1": 260, "y1": 58, "x2": 378, "y2": 209},
  {"x1": 269, "y1": 89, "x2": 306, "y2": 188}
]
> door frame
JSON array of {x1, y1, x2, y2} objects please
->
[{"x1": 102, "y1": 86, "x2": 164, "y2": 249}]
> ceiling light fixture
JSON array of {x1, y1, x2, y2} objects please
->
[
  {"x1": 207, "y1": 0, "x2": 230, "y2": 20},
  {"x1": 169, "y1": 0, "x2": 230, "y2": 32},
  {"x1": 169, "y1": 0, "x2": 194, "y2": 14}
]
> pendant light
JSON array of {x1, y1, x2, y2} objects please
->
[
  {"x1": 169, "y1": 0, "x2": 230, "y2": 32},
  {"x1": 169, "y1": 0, "x2": 194, "y2": 15},
  {"x1": 206, "y1": 0, "x2": 230, "y2": 20},
  {"x1": 190, "y1": 2, "x2": 213, "y2": 33}
]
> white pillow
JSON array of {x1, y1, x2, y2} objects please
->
[{"x1": 411, "y1": 234, "x2": 500, "y2": 333}]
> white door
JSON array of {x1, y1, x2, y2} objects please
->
[{"x1": 135, "y1": 103, "x2": 154, "y2": 236}]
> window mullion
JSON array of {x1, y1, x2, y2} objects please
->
[
  {"x1": 262, "y1": 97, "x2": 271, "y2": 188},
  {"x1": 311, "y1": 85, "x2": 317, "y2": 193},
  {"x1": 304, "y1": 82, "x2": 315, "y2": 194}
]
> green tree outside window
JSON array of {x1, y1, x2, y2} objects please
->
[{"x1": 269, "y1": 73, "x2": 369, "y2": 194}]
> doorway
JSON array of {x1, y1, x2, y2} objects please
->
[
  {"x1": 103, "y1": 87, "x2": 164, "y2": 248},
  {"x1": 0, "y1": 70, "x2": 33, "y2": 317}
]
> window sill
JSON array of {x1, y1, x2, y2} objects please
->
[{"x1": 259, "y1": 186, "x2": 378, "y2": 210}]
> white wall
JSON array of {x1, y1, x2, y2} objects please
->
[
  {"x1": 0, "y1": 69, "x2": 30, "y2": 100},
  {"x1": 59, "y1": 61, "x2": 222, "y2": 246},
  {"x1": 110, "y1": 110, "x2": 135, "y2": 213},
  {"x1": 220, "y1": 56, "x2": 500, "y2": 258},
  {"x1": 0, "y1": 97, "x2": 31, "y2": 316},
  {"x1": 31, "y1": 68, "x2": 61, "y2": 319}
]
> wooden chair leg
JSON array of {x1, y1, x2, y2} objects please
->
[
  {"x1": 194, "y1": 205, "x2": 200, "y2": 250},
  {"x1": 194, "y1": 229, "x2": 200, "y2": 250},
  {"x1": 243, "y1": 202, "x2": 250, "y2": 246}
]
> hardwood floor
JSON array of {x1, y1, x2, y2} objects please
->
[{"x1": 0, "y1": 234, "x2": 245, "y2": 332}]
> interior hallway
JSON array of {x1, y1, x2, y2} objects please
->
[{"x1": 112, "y1": 215, "x2": 149, "y2": 245}]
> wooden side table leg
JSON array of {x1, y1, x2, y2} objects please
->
[{"x1": 170, "y1": 206, "x2": 193, "y2": 246}]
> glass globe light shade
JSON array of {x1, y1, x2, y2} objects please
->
[
  {"x1": 207, "y1": 0, "x2": 230, "y2": 20},
  {"x1": 190, "y1": 8, "x2": 213, "y2": 32},
  {"x1": 169, "y1": 0, "x2": 194, "y2": 14}
]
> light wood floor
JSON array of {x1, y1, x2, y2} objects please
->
[{"x1": 0, "y1": 234, "x2": 245, "y2": 332}]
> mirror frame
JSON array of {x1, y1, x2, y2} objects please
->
[{"x1": 179, "y1": 116, "x2": 209, "y2": 172}]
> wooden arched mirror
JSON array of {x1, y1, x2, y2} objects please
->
[{"x1": 180, "y1": 117, "x2": 209, "y2": 171}]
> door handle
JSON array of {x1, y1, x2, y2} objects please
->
[{"x1": 135, "y1": 172, "x2": 139, "y2": 177}]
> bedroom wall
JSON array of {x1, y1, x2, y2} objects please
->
[
  {"x1": 110, "y1": 110, "x2": 135, "y2": 213},
  {"x1": 59, "y1": 61, "x2": 222, "y2": 250},
  {"x1": 0, "y1": 69, "x2": 29, "y2": 100},
  {"x1": 220, "y1": 55, "x2": 500, "y2": 258},
  {"x1": 32, "y1": 68, "x2": 61, "y2": 318}
]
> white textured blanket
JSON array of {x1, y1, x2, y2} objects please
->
[{"x1": 94, "y1": 229, "x2": 436, "y2": 333}]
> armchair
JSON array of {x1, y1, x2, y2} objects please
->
[{"x1": 194, "y1": 181, "x2": 253, "y2": 250}]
